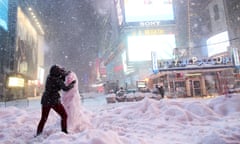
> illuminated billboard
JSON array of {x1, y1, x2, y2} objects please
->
[
  {"x1": 8, "y1": 77, "x2": 25, "y2": 88},
  {"x1": 0, "y1": 0, "x2": 8, "y2": 31},
  {"x1": 124, "y1": 0, "x2": 174, "y2": 24},
  {"x1": 207, "y1": 31, "x2": 229, "y2": 57},
  {"x1": 127, "y1": 34, "x2": 176, "y2": 62},
  {"x1": 16, "y1": 8, "x2": 38, "y2": 79}
]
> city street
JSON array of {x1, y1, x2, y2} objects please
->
[{"x1": 0, "y1": 93, "x2": 107, "y2": 112}]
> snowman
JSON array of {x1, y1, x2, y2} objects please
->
[{"x1": 61, "y1": 71, "x2": 92, "y2": 133}]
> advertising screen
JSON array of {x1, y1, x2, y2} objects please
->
[
  {"x1": 127, "y1": 34, "x2": 176, "y2": 62},
  {"x1": 207, "y1": 31, "x2": 229, "y2": 57},
  {"x1": 0, "y1": 0, "x2": 8, "y2": 31},
  {"x1": 16, "y1": 8, "x2": 38, "y2": 79},
  {"x1": 124, "y1": 0, "x2": 174, "y2": 23}
]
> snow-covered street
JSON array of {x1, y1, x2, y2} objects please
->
[{"x1": 0, "y1": 93, "x2": 240, "y2": 144}]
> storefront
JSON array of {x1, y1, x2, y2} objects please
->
[{"x1": 148, "y1": 67, "x2": 236, "y2": 98}]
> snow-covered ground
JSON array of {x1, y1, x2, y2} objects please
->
[{"x1": 0, "y1": 93, "x2": 240, "y2": 144}]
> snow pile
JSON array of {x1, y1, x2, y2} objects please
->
[{"x1": 0, "y1": 94, "x2": 240, "y2": 144}]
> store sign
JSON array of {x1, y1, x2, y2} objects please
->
[
  {"x1": 8, "y1": 77, "x2": 25, "y2": 87},
  {"x1": 137, "y1": 80, "x2": 147, "y2": 88},
  {"x1": 160, "y1": 56, "x2": 233, "y2": 69},
  {"x1": 139, "y1": 21, "x2": 162, "y2": 27},
  {"x1": 144, "y1": 29, "x2": 164, "y2": 35}
]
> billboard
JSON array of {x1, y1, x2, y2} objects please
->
[
  {"x1": 127, "y1": 34, "x2": 176, "y2": 62},
  {"x1": 0, "y1": 0, "x2": 8, "y2": 31},
  {"x1": 151, "y1": 51, "x2": 158, "y2": 73},
  {"x1": 207, "y1": 31, "x2": 229, "y2": 57},
  {"x1": 16, "y1": 8, "x2": 38, "y2": 79},
  {"x1": 124, "y1": 0, "x2": 174, "y2": 25}
]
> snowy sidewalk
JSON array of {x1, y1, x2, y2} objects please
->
[{"x1": 0, "y1": 96, "x2": 41, "y2": 108}]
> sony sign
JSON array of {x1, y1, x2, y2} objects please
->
[{"x1": 139, "y1": 21, "x2": 162, "y2": 27}]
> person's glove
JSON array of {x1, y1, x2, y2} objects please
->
[
  {"x1": 68, "y1": 80, "x2": 76, "y2": 89},
  {"x1": 71, "y1": 80, "x2": 76, "y2": 85}
]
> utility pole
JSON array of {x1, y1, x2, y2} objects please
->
[{"x1": 187, "y1": 0, "x2": 192, "y2": 57}]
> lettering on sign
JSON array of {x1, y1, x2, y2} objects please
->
[
  {"x1": 139, "y1": 21, "x2": 162, "y2": 27},
  {"x1": 144, "y1": 29, "x2": 164, "y2": 35},
  {"x1": 159, "y1": 56, "x2": 233, "y2": 68}
]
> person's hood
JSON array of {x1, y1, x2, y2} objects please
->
[{"x1": 49, "y1": 65, "x2": 65, "y2": 77}]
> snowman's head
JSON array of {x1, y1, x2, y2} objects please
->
[{"x1": 65, "y1": 71, "x2": 78, "y2": 87}]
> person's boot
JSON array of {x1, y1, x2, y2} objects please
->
[
  {"x1": 62, "y1": 129, "x2": 68, "y2": 134},
  {"x1": 34, "y1": 132, "x2": 42, "y2": 137}
]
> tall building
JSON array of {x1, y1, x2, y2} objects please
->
[
  {"x1": 100, "y1": 0, "x2": 240, "y2": 94},
  {"x1": 175, "y1": 0, "x2": 239, "y2": 58},
  {"x1": 147, "y1": 0, "x2": 240, "y2": 97},
  {"x1": 224, "y1": 0, "x2": 240, "y2": 49},
  {"x1": 92, "y1": 0, "x2": 123, "y2": 87},
  {"x1": 101, "y1": 0, "x2": 176, "y2": 89},
  {"x1": 0, "y1": 0, "x2": 45, "y2": 101}
]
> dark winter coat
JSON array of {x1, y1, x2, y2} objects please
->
[
  {"x1": 41, "y1": 75, "x2": 75, "y2": 106},
  {"x1": 116, "y1": 89, "x2": 125, "y2": 96},
  {"x1": 41, "y1": 64, "x2": 75, "y2": 106},
  {"x1": 159, "y1": 86, "x2": 165, "y2": 96}
]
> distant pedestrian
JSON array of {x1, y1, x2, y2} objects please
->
[
  {"x1": 116, "y1": 87, "x2": 125, "y2": 96},
  {"x1": 153, "y1": 84, "x2": 160, "y2": 95},
  {"x1": 159, "y1": 86, "x2": 165, "y2": 98}
]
